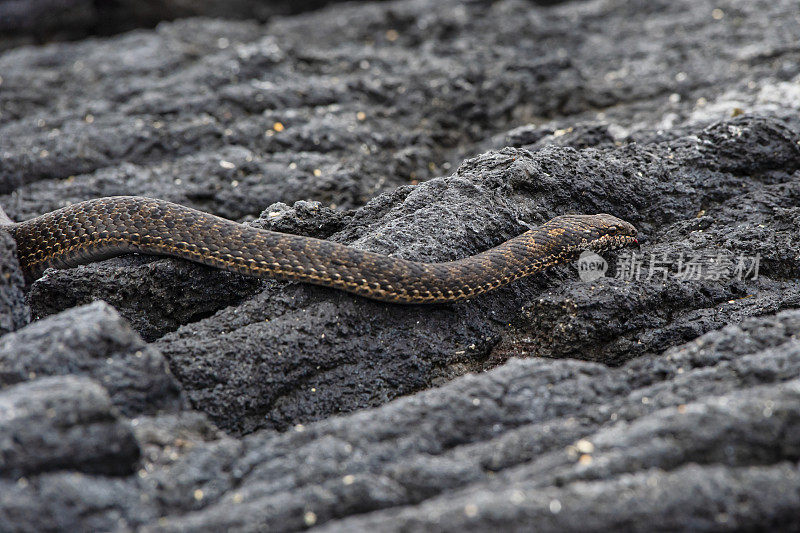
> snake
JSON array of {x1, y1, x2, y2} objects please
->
[{"x1": 0, "y1": 196, "x2": 637, "y2": 303}]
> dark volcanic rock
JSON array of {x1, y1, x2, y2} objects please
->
[
  {"x1": 1, "y1": 0, "x2": 800, "y2": 530},
  {"x1": 156, "y1": 116, "x2": 800, "y2": 434},
  {"x1": 0, "y1": 0, "x2": 95, "y2": 49},
  {"x1": 0, "y1": 473, "x2": 153, "y2": 532},
  {"x1": 143, "y1": 311, "x2": 800, "y2": 531},
  {"x1": 0, "y1": 301, "x2": 183, "y2": 415},
  {"x1": 0, "y1": 376, "x2": 140, "y2": 478},
  {"x1": 27, "y1": 256, "x2": 263, "y2": 341},
  {"x1": 320, "y1": 463, "x2": 800, "y2": 532},
  {"x1": 0, "y1": 0, "x2": 382, "y2": 49},
  {"x1": 0, "y1": 226, "x2": 29, "y2": 335}
]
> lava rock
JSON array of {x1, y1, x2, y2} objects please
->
[
  {"x1": 157, "y1": 116, "x2": 800, "y2": 434},
  {"x1": 0, "y1": 376, "x2": 140, "y2": 478},
  {"x1": 0, "y1": 226, "x2": 29, "y2": 335},
  {"x1": 142, "y1": 310, "x2": 800, "y2": 531},
  {"x1": 0, "y1": 0, "x2": 383, "y2": 49},
  {"x1": 0, "y1": 301, "x2": 183, "y2": 415},
  {"x1": 1, "y1": 0, "x2": 800, "y2": 529},
  {"x1": 27, "y1": 256, "x2": 263, "y2": 341}
]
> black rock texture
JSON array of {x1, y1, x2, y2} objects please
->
[
  {"x1": 0, "y1": 301, "x2": 184, "y2": 415},
  {"x1": 0, "y1": 0, "x2": 383, "y2": 50},
  {"x1": 0, "y1": 227, "x2": 29, "y2": 334},
  {"x1": 0, "y1": 376, "x2": 140, "y2": 478},
  {"x1": 1, "y1": 0, "x2": 800, "y2": 530}
]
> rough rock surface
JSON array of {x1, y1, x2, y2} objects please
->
[
  {"x1": 0, "y1": 0, "x2": 381, "y2": 50},
  {"x1": 1, "y1": 0, "x2": 800, "y2": 530},
  {"x1": 0, "y1": 228, "x2": 29, "y2": 334},
  {"x1": 0, "y1": 376, "x2": 140, "y2": 478},
  {"x1": 0, "y1": 301, "x2": 184, "y2": 414}
]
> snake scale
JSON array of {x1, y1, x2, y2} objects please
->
[{"x1": 1, "y1": 196, "x2": 637, "y2": 303}]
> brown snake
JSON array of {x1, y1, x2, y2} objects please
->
[{"x1": 1, "y1": 196, "x2": 637, "y2": 303}]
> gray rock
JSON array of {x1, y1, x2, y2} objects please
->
[
  {"x1": 1, "y1": 0, "x2": 800, "y2": 529},
  {"x1": 0, "y1": 0, "x2": 383, "y2": 50},
  {"x1": 26, "y1": 256, "x2": 263, "y2": 341},
  {"x1": 0, "y1": 0, "x2": 95, "y2": 49},
  {"x1": 0, "y1": 301, "x2": 183, "y2": 415},
  {"x1": 0, "y1": 376, "x2": 140, "y2": 477},
  {"x1": 0, "y1": 473, "x2": 154, "y2": 532},
  {"x1": 142, "y1": 310, "x2": 800, "y2": 531},
  {"x1": 0, "y1": 227, "x2": 29, "y2": 335},
  {"x1": 319, "y1": 463, "x2": 800, "y2": 532},
  {"x1": 156, "y1": 116, "x2": 800, "y2": 434},
  {"x1": 131, "y1": 411, "x2": 224, "y2": 470}
]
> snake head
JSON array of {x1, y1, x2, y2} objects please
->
[
  {"x1": 586, "y1": 213, "x2": 638, "y2": 251},
  {"x1": 558, "y1": 213, "x2": 637, "y2": 252}
]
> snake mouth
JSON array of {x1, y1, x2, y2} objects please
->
[
  {"x1": 587, "y1": 233, "x2": 639, "y2": 252},
  {"x1": 579, "y1": 213, "x2": 638, "y2": 251}
]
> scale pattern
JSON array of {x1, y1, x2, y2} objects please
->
[{"x1": 5, "y1": 196, "x2": 638, "y2": 303}]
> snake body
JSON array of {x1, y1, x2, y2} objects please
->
[{"x1": 3, "y1": 196, "x2": 637, "y2": 303}]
